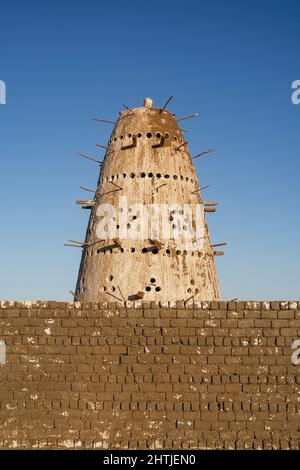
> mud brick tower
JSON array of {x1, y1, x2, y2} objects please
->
[{"x1": 74, "y1": 98, "x2": 221, "y2": 302}]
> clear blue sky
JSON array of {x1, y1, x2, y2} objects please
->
[{"x1": 0, "y1": 0, "x2": 299, "y2": 301}]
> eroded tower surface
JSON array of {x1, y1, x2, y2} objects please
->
[{"x1": 75, "y1": 98, "x2": 221, "y2": 302}]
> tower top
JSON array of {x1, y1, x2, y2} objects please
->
[{"x1": 143, "y1": 97, "x2": 153, "y2": 107}]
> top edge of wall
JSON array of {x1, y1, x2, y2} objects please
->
[{"x1": 0, "y1": 300, "x2": 299, "y2": 310}]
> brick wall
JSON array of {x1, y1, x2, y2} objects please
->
[{"x1": 0, "y1": 300, "x2": 300, "y2": 450}]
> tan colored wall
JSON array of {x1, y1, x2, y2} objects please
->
[{"x1": 0, "y1": 300, "x2": 300, "y2": 449}]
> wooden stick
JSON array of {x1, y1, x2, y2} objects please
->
[
  {"x1": 136, "y1": 291, "x2": 145, "y2": 299},
  {"x1": 204, "y1": 208, "x2": 216, "y2": 213},
  {"x1": 153, "y1": 183, "x2": 167, "y2": 193},
  {"x1": 177, "y1": 113, "x2": 198, "y2": 122},
  {"x1": 92, "y1": 118, "x2": 116, "y2": 124},
  {"x1": 230, "y1": 298, "x2": 238, "y2": 302},
  {"x1": 81, "y1": 205, "x2": 94, "y2": 209},
  {"x1": 106, "y1": 292, "x2": 123, "y2": 302},
  {"x1": 184, "y1": 295, "x2": 194, "y2": 304},
  {"x1": 176, "y1": 140, "x2": 189, "y2": 150},
  {"x1": 110, "y1": 181, "x2": 123, "y2": 190},
  {"x1": 68, "y1": 239, "x2": 87, "y2": 246},
  {"x1": 76, "y1": 152, "x2": 102, "y2": 164},
  {"x1": 203, "y1": 201, "x2": 218, "y2": 206},
  {"x1": 213, "y1": 251, "x2": 224, "y2": 256},
  {"x1": 149, "y1": 239, "x2": 163, "y2": 250},
  {"x1": 211, "y1": 243, "x2": 227, "y2": 248},
  {"x1": 192, "y1": 147, "x2": 216, "y2": 159},
  {"x1": 69, "y1": 290, "x2": 82, "y2": 301},
  {"x1": 200, "y1": 185, "x2": 210, "y2": 191},
  {"x1": 159, "y1": 96, "x2": 173, "y2": 114},
  {"x1": 88, "y1": 239, "x2": 105, "y2": 247},
  {"x1": 80, "y1": 186, "x2": 96, "y2": 194},
  {"x1": 121, "y1": 135, "x2": 137, "y2": 150},
  {"x1": 99, "y1": 189, "x2": 121, "y2": 198},
  {"x1": 67, "y1": 239, "x2": 105, "y2": 248},
  {"x1": 96, "y1": 143, "x2": 115, "y2": 157},
  {"x1": 96, "y1": 143, "x2": 109, "y2": 150},
  {"x1": 64, "y1": 243, "x2": 83, "y2": 248},
  {"x1": 75, "y1": 199, "x2": 95, "y2": 205},
  {"x1": 123, "y1": 104, "x2": 135, "y2": 115},
  {"x1": 113, "y1": 238, "x2": 122, "y2": 248},
  {"x1": 191, "y1": 186, "x2": 200, "y2": 195},
  {"x1": 193, "y1": 236, "x2": 205, "y2": 243},
  {"x1": 152, "y1": 135, "x2": 165, "y2": 149},
  {"x1": 118, "y1": 286, "x2": 126, "y2": 301},
  {"x1": 68, "y1": 239, "x2": 105, "y2": 247}
]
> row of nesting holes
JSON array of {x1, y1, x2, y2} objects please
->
[
  {"x1": 88, "y1": 248, "x2": 209, "y2": 257},
  {"x1": 109, "y1": 132, "x2": 184, "y2": 144},
  {"x1": 115, "y1": 210, "x2": 190, "y2": 231},
  {"x1": 99, "y1": 276, "x2": 199, "y2": 295},
  {"x1": 90, "y1": 209, "x2": 192, "y2": 233},
  {"x1": 101, "y1": 173, "x2": 194, "y2": 184}
]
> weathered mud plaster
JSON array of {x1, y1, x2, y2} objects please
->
[{"x1": 75, "y1": 99, "x2": 220, "y2": 302}]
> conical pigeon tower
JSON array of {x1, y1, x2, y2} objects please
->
[{"x1": 73, "y1": 98, "x2": 221, "y2": 302}]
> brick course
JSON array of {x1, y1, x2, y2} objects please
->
[{"x1": 0, "y1": 300, "x2": 300, "y2": 449}]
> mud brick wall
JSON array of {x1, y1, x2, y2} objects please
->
[{"x1": 0, "y1": 300, "x2": 300, "y2": 450}]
